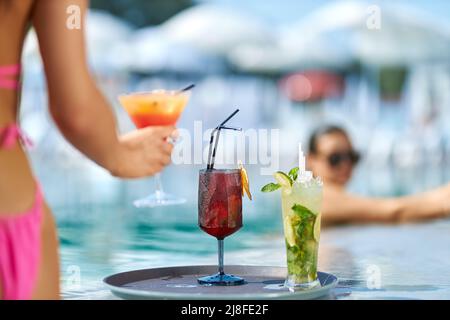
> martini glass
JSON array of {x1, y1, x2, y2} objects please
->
[{"x1": 118, "y1": 89, "x2": 190, "y2": 207}]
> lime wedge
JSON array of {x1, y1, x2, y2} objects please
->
[
  {"x1": 283, "y1": 216, "x2": 296, "y2": 247},
  {"x1": 313, "y1": 214, "x2": 321, "y2": 242},
  {"x1": 274, "y1": 171, "x2": 292, "y2": 188}
]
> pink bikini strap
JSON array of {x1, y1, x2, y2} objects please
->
[
  {"x1": 0, "y1": 64, "x2": 21, "y2": 90},
  {"x1": 0, "y1": 64, "x2": 20, "y2": 75},
  {"x1": 0, "y1": 124, "x2": 33, "y2": 149}
]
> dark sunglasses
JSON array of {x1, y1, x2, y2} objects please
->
[{"x1": 327, "y1": 150, "x2": 360, "y2": 168}]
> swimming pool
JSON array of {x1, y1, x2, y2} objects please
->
[
  {"x1": 23, "y1": 75, "x2": 450, "y2": 299},
  {"x1": 34, "y1": 158, "x2": 286, "y2": 299},
  {"x1": 30, "y1": 150, "x2": 450, "y2": 300}
]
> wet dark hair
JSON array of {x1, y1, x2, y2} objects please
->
[{"x1": 308, "y1": 125, "x2": 350, "y2": 154}]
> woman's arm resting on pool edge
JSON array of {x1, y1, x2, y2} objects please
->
[{"x1": 322, "y1": 184, "x2": 450, "y2": 225}]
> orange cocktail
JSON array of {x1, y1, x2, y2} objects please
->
[
  {"x1": 119, "y1": 90, "x2": 189, "y2": 128},
  {"x1": 118, "y1": 89, "x2": 190, "y2": 207}
]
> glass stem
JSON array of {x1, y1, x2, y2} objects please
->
[
  {"x1": 154, "y1": 173, "x2": 164, "y2": 199},
  {"x1": 218, "y1": 239, "x2": 224, "y2": 275}
]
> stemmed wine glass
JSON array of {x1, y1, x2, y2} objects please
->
[
  {"x1": 197, "y1": 168, "x2": 244, "y2": 285},
  {"x1": 197, "y1": 109, "x2": 246, "y2": 285}
]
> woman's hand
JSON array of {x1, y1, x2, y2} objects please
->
[
  {"x1": 109, "y1": 126, "x2": 177, "y2": 179},
  {"x1": 439, "y1": 183, "x2": 450, "y2": 216}
]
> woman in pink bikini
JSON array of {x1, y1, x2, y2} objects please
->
[{"x1": 0, "y1": 0, "x2": 176, "y2": 299}]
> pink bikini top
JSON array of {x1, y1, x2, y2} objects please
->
[
  {"x1": 0, "y1": 124, "x2": 33, "y2": 149},
  {"x1": 0, "y1": 64, "x2": 20, "y2": 90},
  {"x1": 0, "y1": 64, "x2": 32, "y2": 149}
]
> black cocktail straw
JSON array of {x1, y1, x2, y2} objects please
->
[
  {"x1": 218, "y1": 109, "x2": 239, "y2": 127},
  {"x1": 178, "y1": 84, "x2": 195, "y2": 93},
  {"x1": 220, "y1": 125, "x2": 242, "y2": 131},
  {"x1": 207, "y1": 109, "x2": 241, "y2": 170}
]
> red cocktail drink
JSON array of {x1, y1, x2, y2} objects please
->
[
  {"x1": 197, "y1": 168, "x2": 245, "y2": 286},
  {"x1": 197, "y1": 109, "x2": 248, "y2": 286},
  {"x1": 198, "y1": 169, "x2": 242, "y2": 240}
]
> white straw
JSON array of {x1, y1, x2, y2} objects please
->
[{"x1": 298, "y1": 142, "x2": 306, "y2": 172}]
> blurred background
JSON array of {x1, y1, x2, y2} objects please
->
[{"x1": 18, "y1": 0, "x2": 450, "y2": 298}]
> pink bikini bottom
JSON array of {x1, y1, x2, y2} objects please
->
[
  {"x1": 0, "y1": 184, "x2": 43, "y2": 300},
  {"x1": 0, "y1": 124, "x2": 42, "y2": 300}
]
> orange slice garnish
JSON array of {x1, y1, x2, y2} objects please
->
[{"x1": 238, "y1": 161, "x2": 252, "y2": 200}]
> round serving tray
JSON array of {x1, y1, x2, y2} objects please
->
[{"x1": 104, "y1": 265, "x2": 338, "y2": 300}]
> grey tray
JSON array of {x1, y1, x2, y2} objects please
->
[{"x1": 104, "y1": 265, "x2": 338, "y2": 300}]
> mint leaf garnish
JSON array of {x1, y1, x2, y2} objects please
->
[
  {"x1": 261, "y1": 183, "x2": 281, "y2": 192},
  {"x1": 291, "y1": 204, "x2": 314, "y2": 218},
  {"x1": 288, "y1": 167, "x2": 300, "y2": 181},
  {"x1": 288, "y1": 167, "x2": 299, "y2": 181}
]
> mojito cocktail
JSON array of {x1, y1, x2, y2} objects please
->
[
  {"x1": 262, "y1": 161, "x2": 323, "y2": 290},
  {"x1": 281, "y1": 174, "x2": 322, "y2": 289}
]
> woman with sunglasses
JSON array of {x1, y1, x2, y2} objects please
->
[{"x1": 307, "y1": 125, "x2": 450, "y2": 225}]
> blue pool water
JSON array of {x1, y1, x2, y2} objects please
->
[
  {"x1": 34, "y1": 158, "x2": 287, "y2": 299},
  {"x1": 21, "y1": 74, "x2": 450, "y2": 299},
  {"x1": 31, "y1": 153, "x2": 450, "y2": 300}
]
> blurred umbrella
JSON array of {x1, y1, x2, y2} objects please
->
[
  {"x1": 23, "y1": 10, "x2": 133, "y2": 72},
  {"x1": 230, "y1": 0, "x2": 450, "y2": 73},
  {"x1": 228, "y1": 38, "x2": 352, "y2": 74},
  {"x1": 85, "y1": 10, "x2": 134, "y2": 72},
  {"x1": 86, "y1": 10, "x2": 133, "y2": 50},
  {"x1": 355, "y1": 4, "x2": 450, "y2": 65},
  {"x1": 125, "y1": 26, "x2": 226, "y2": 74},
  {"x1": 227, "y1": 45, "x2": 287, "y2": 74},
  {"x1": 228, "y1": 1, "x2": 358, "y2": 73},
  {"x1": 161, "y1": 4, "x2": 275, "y2": 55},
  {"x1": 283, "y1": 0, "x2": 450, "y2": 67},
  {"x1": 277, "y1": 1, "x2": 361, "y2": 69}
]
